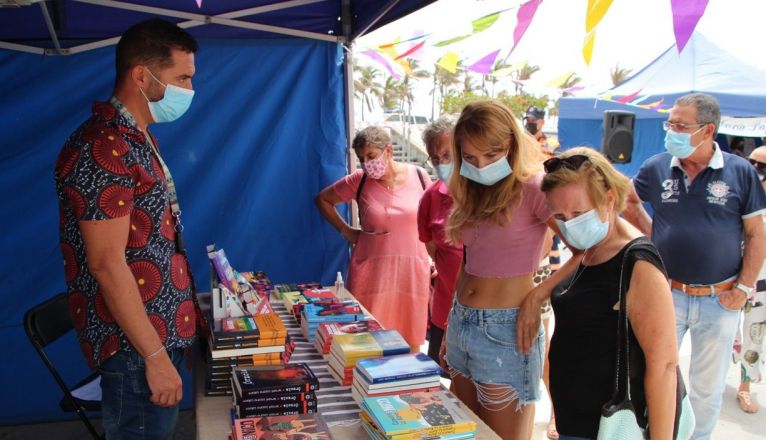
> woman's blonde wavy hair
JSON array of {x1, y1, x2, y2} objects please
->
[
  {"x1": 446, "y1": 100, "x2": 546, "y2": 243},
  {"x1": 540, "y1": 147, "x2": 631, "y2": 215}
]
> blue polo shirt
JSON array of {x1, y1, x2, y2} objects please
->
[{"x1": 633, "y1": 144, "x2": 766, "y2": 285}]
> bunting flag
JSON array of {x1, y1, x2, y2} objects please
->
[
  {"x1": 562, "y1": 85, "x2": 585, "y2": 94},
  {"x1": 616, "y1": 89, "x2": 643, "y2": 103},
  {"x1": 510, "y1": 0, "x2": 543, "y2": 53},
  {"x1": 547, "y1": 71, "x2": 576, "y2": 88},
  {"x1": 359, "y1": 50, "x2": 401, "y2": 80},
  {"x1": 378, "y1": 34, "x2": 429, "y2": 49},
  {"x1": 670, "y1": 0, "x2": 709, "y2": 52},
  {"x1": 597, "y1": 94, "x2": 671, "y2": 113},
  {"x1": 582, "y1": 0, "x2": 614, "y2": 65},
  {"x1": 195, "y1": 0, "x2": 202, "y2": 7},
  {"x1": 377, "y1": 38, "x2": 413, "y2": 75},
  {"x1": 394, "y1": 40, "x2": 426, "y2": 60},
  {"x1": 638, "y1": 98, "x2": 665, "y2": 109},
  {"x1": 434, "y1": 10, "x2": 503, "y2": 47},
  {"x1": 436, "y1": 51, "x2": 460, "y2": 73},
  {"x1": 467, "y1": 49, "x2": 501, "y2": 75}
]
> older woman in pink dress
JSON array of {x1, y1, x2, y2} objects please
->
[{"x1": 315, "y1": 126, "x2": 432, "y2": 351}]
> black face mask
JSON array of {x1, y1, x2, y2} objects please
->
[{"x1": 525, "y1": 122, "x2": 539, "y2": 135}]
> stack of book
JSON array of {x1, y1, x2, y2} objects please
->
[
  {"x1": 272, "y1": 282, "x2": 322, "y2": 301},
  {"x1": 231, "y1": 413, "x2": 332, "y2": 439},
  {"x1": 351, "y1": 353, "x2": 444, "y2": 404},
  {"x1": 360, "y1": 390, "x2": 477, "y2": 440},
  {"x1": 328, "y1": 330, "x2": 410, "y2": 386},
  {"x1": 231, "y1": 363, "x2": 320, "y2": 419},
  {"x1": 314, "y1": 319, "x2": 383, "y2": 357},
  {"x1": 204, "y1": 313, "x2": 294, "y2": 395},
  {"x1": 300, "y1": 300, "x2": 365, "y2": 344}
]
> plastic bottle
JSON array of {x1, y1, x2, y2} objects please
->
[{"x1": 334, "y1": 271, "x2": 344, "y2": 295}]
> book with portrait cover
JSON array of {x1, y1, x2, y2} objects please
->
[
  {"x1": 231, "y1": 413, "x2": 331, "y2": 440},
  {"x1": 232, "y1": 363, "x2": 319, "y2": 398}
]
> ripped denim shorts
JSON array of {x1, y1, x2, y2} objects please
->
[{"x1": 445, "y1": 298, "x2": 545, "y2": 410}]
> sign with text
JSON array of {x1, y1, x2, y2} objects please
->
[{"x1": 719, "y1": 116, "x2": 766, "y2": 137}]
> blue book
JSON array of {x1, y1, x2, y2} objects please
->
[
  {"x1": 357, "y1": 352, "x2": 443, "y2": 384},
  {"x1": 302, "y1": 302, "x2": 364, "y2": 323}
]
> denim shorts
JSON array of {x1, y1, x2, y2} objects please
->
[
  {"x1": 445, "y1": 299, "x2": 545, "y2": 407},
  {"x1": 98, "y1": 347, "x2": 185, "y2": 440}
]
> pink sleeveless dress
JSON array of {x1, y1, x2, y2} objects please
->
[{"x1": 331, "y1": 166, "x2": 431, "y2": 346}]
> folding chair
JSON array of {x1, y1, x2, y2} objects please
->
[{"x1": 24, "y1": 292, "x2": 103, "y2": 439}]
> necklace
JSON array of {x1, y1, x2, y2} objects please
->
[{"x1": 560, "y1": 248, "x2": 590, "y2": 295}]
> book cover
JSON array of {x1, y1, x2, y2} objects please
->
[
  {"x1": 302, "y1": 302, "x2": 363, "y2": 323},
  {"x1": 236, "y1": 399, "x2": 317, "y2": 416},
  {"x1": 235, "y1": 391, "x2": 316, "y2": 406},
  {"x1": 233, "y1": 363, "x2": 319, "y2": 398},
  {"x1": 212, "y1": 337, "x2": 287, "y2": 350},
  {"x1": 362, "y1": 391, "x2": 476, "y2": 437},
  {"x1": 232, "y1": 414, "x2": 331, "y2": 440},
  {"x1": 302, "y1": 288, "x2": 337, "y2": 302},
  {"x1": 357, "y1": 352, "x2": 443, "y2": 384},
  {"x1": 210, "y1": 344, "x2": 285, "y2": 360},
  {"x1": 208, "y1": 247, "x2": 240, "y2": 293},
  {"x1": 352, "y1": 380, "x2": 442, "y2": 400},
  {"x1": 332, "y1": 330, "x2": 410, "y2": 363}
]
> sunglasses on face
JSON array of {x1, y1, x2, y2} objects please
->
[
  {"x1": 543, "y1": 154, "x2": 591, "y2": 173},
  {"x1": 749, "y1": 158, "x2": 766, "y2": 172}
]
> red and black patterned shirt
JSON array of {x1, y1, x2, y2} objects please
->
[{"x1": 54, "y1": 99, "x2": 196, "y2": 369}]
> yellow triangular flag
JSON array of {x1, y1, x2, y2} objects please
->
[
  {"x1": 582, "y1": 31, "x2": 596, "y2": 65},
  {"x1": 585, "y1": 0, "x2": 614, "y2": 32},
  {"x1": 437, "y1": 51, "x2": 460, "y2": 73},
  {"x1": 547, "y1": 71, "x2": 576, "y2": 88}
]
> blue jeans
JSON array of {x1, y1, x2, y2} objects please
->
[
  {"x1": 99, "y1": 348, "x2": 185, "y2": 440},
  {"x1": 558, "y1": 436, "x2": 593, "y2": 440},
  {"x1": 673, "y1": 288, "x2": 740, "y2": 440}
]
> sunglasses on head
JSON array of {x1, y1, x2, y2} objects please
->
[
  {"x1": 543, "y1": 154, "x2": 591, "y2": 173},
  {"x1": 749, "y1": 158, "x2": 766, "y2": 171}
]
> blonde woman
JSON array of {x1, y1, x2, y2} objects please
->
[
  {"x1": 523, "y1": 148, "x2": 680, "y2": 440},
  {"x1": 440, "y1": 101, "x2": 578, "y2": 439}
]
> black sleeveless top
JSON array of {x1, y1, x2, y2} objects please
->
[{"x1": 549, "y1": 236, "x2": 666, "y2": 439}]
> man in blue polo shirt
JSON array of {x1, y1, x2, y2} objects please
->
[{"x1": 625, "y1": 93, "x2": 766, "y2": 439}]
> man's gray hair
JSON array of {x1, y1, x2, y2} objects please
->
[
  {"x1": 675, "y1": 93, "x2": 721, "y2": 133},
  {"x1": 422, "y1": 116, "x2": 456, "y2": 154},
  {"x1": 352, "y1": 126, "x2": 391, "y2": 152}
]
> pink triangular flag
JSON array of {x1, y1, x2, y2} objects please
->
[
  {"x1": 468, "y1": 49, "x2": 501, "y2": 75},
  {"x1": 670, "y1": 0, "x2": 709, "y2": 52},
  {"x1": 195, "y1": 0, "x2": 202, "y2": 7}
]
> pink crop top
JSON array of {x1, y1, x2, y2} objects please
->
[{"x1": 461, "y1": 172, "x2": 552, "y2": 278}]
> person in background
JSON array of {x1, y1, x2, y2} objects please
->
[
  {"x1": 53, "y1": 19, "x2": 200, "y2": 439},
  {"x1": 524, "y1": 105, "x2": 560, "y2": 439},
  {"x1": 417, "y1": 117, "x2": 462, "y2": 365},
  {"x1": 624, "y1": 93, "x2": 766, "y2": 439},
  {"x1": 531, "y1": 148, "x2": 679, "y2": 440},
  {"x1": 733, "y1": 145, "x2": 766, "y2": 413},
  {"x1": 440, "y1": 100, "x2": 578, "y2": 439},
  {"x1": 315, "y1": 126, "x2": 432, "y2": 352}
]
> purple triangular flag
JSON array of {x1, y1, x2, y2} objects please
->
[
  {"x1": 468, "y1": 49, "x2": 501, "y2": 75},
  {"x1": 671, "y1": 0, "x2": 709, "y2": 52},
  {"x1": 511, "y1": 0, "x2": 543, "y2": 53}
]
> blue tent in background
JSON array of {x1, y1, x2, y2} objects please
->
[
  {"x1": 558, "y1": 32, "x2": 766, "y2": 178},
  {"x1": 0, "y1": 0, "x2": 434, "y2": 424}
]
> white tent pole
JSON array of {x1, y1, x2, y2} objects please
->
[
  {"x1": 39, "y1": 1, "x2": 63, "y2": 55},
  {"x1": 0, "y1": 41, "x2": 45, "y2": 55}
]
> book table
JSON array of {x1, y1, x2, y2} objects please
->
[{"x1": 193, "y1": 291, "x2": 500, "y2": 439}]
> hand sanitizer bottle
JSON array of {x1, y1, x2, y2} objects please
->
[{"x1": 334, "y1": 271, "x2": 344, "y2": 295}]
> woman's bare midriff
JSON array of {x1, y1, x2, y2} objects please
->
[{"x1": 455, "y1": 271, "x2": 534, "y2": 309}]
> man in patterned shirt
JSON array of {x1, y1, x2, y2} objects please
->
[{"x1": 54, "y1": 19, "x2": 199, "y2": 439}]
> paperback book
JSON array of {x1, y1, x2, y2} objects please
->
[
  {"x1": 231, "y1": 413, "x2": 331, "y2": 440},
  {"x1": 232, "y1": 363, "x2": 319, "y2": 398},
  {"x1": 361, "y1": 391, "x2": 476, "y2": 438}
]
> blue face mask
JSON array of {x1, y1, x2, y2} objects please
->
[
  {"x1": 459, "y1": 156, "x2": 512, "y2": 186},
  {"x1": 555, "y1": 209, "x2": 609, "y2": 250},
  {"x1": 435, "y1": 163, "x2": 453, "y2": 183},
  {"x1": 140, "y1": 69, "x2": 195, "y2": 123},
  {"x1": 664, "y1": 127, "x2": 703, "y2": 159}
]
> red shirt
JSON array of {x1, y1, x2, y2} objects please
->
[{"x1": 417, "y1": 180, "x2": 463, "y2": 329}]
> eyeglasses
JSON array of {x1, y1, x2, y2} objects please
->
[
  {"x1": 662, "y1": 121, "x2": 705, "y2": 132},
  {"x1": 543, "y1": 154, "x2": 591, "y2": 173},
  {"x1": 749, "y1": 158, "x2": 766, "y2": 172}
]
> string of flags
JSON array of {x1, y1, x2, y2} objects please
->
[{"x1": 358, "y1": 0, "x2": 711, "y2": 92}]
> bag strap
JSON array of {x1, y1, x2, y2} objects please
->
[
  {"x1": 416, "y1": 166, "x2": 427, "y2": 190},
  {"x1": 612, "y1": 240, "x2": 645, "y2": 403}
]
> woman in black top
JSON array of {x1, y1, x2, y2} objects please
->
[{"x1": 518, "y1": 148, "x2": 679, "y2": 440}]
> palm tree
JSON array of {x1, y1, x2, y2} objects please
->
[
  {"x1": 399, "y1": 59, "x2": 430, "y2": 119},
  {"x1": 353, "y1": 64, "x2": 383, "y2": 121},
  {"x1": 559, "y1": 73, "x2": 582, "y2": 97},
  {"x1": 484, "y1": 60, "x2": 510, "y2": 98},
  {"x1": 512, "y1": 61, "x2": 541, "y2": 95},
  {"x1": 610, "y1": 63, "x2": 632, "y2": 87},
  {"x1": 463, "y1": 74, "x2": 479, "y2": 94},
  {"x1": 382, "y1": 76, "x2": 403, "y2": 111},
  {"x1": 432, "y1": 62, "x2": 463, "y2": 118}
]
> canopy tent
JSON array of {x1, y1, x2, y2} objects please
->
[
  {"x1": 557, "y1": 32, "x2": 766, "y2": 177},
  {"x1": 0, "y1": 0, "x2": 434, "y2": 424}
]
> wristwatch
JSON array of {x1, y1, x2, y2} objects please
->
[{"x1": 734, "y1": 283, "x2": 754, "y2": 297}]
